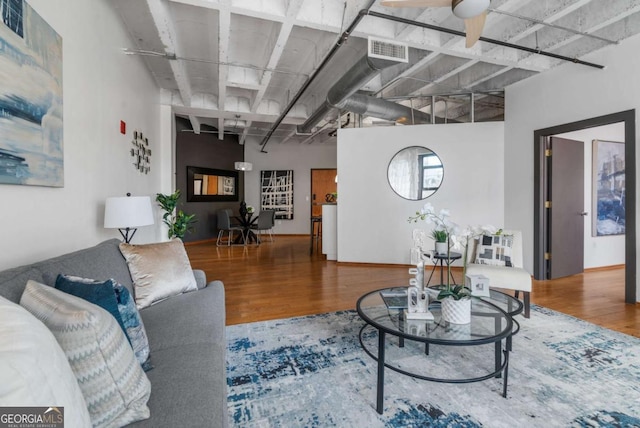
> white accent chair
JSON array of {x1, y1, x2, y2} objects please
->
[{"x1": 465, "y1": 230, "x2": 532, "y2": 318}]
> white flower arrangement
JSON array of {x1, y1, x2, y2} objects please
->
[{"x1": 409, "y1": 203, "x2": 497, "y2": 300}]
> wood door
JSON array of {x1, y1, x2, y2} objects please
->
[
  {"x1": 311, "y1": 169, "x2": 337, "y2": 217},
  {"x1": 548, "y1": 137, "x2": 585, "y2": 279}
]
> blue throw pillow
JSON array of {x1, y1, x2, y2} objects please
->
[
  {"x1": 112, "y1": 282, "x2": 153, "y2": 371},
  {"x1": 54, "y1": 274, "x2": 129, "y2": 340}
]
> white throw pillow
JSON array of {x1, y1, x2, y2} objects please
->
[
  {"x1": 20, "y1": 281, "x2": 151, "y2": 428},
  {"x1": 0, "y1": 296, "x2": 91, "y2": 427},
  {"x1": 119, "y1": 238, "x2": 198, "y2": 309}
]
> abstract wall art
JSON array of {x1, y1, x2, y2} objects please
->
[
  {"x1": 592, "y1": 139, "x2": 625, "y2": 236},
  {"x1": 260, "y1": 170, "x2": 294, "y2": 220},
  {"x1": 0, "y1": 0, "x2": 63, "y2": 187}
]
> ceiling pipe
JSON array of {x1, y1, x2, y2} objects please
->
[
  {"x1": 260, "y1": 3, "x2": 377, "y2": 153},
  {"x1": 297, "y1": 54, "x2": 421, "y2": 134},
  {"x1": 366, "y1": 11, "x2": 605, "y2": 70}
]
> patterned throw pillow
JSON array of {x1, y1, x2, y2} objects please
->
[
  {"x1": 0, "y1": 296, "x2": 92, "y2": 427},
  {"x1": 119, "y1": 238, "x2": 198, "y2": 309},
  {"x1": 20, "y1": 280, "x2": 151, "y2": 428},
  {"x1": 474, "y1": 234, "x2": 514, "y2": 267},
  {"x1": 54, "y1": 275, "x2": 152, "y2": 371}
]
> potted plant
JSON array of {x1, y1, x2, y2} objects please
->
[
  {"x1": 431, "y1": 229, "x2": 448, "y2": 255},
  {"x1": 156, "y1": 190, "x2": 197, "y2": 239}
]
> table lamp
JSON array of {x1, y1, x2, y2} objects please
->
[{"x1": 104, "y1": 193, "x2": 154, "y2": 243}]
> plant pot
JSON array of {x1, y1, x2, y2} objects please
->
[
  {"x1": 434, "y1": 242, "x2": 448, "y2": 255},
  {"x1": 441, "y1": 297, "x2": 471, "y2": 324}
]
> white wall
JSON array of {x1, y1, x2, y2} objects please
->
[
  {"x1": 555, "y1": 123, "x2": 625, "y2": 269},
  {"x1": 505, "y1": 32, "x2": 640, "y2": 299},
  {"x1": 0, "y1": 0, "x2": 164, "y2": 271},
  {"x1": 337, "y1": 122, "x2": 505, "y2": 265},
  {"x1": 244, "y1": 140, "x2": 337, "y2": 234}
]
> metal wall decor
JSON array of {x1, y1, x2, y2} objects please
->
[{"x1": 131, "y1": 130, "x2": 151, "y2": 174}]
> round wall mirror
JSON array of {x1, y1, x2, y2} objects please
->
[{"x1": 387, "y1": 146, "x2": 444, "y2": 200}]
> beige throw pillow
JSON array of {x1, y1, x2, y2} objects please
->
[
  {"x1": 20, "y1": 281, "x2": 151, "y2": 428},
  {"x1": 119, "y1": 239, "x2": 198, "y2": 309}
]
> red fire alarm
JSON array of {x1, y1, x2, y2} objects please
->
[{"x1": 120, "y1": 120, "x2": 126, "y2": 134}]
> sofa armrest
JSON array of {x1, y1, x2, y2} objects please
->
[{"x1": 192, "y1": 269, "x2": 207, "y2": 289}]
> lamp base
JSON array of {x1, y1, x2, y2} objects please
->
[{"x1": 118, "y1": 227, "x2": 138, "y2": 244}]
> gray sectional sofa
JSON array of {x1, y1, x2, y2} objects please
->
[{"x1": 0, "y1": 239, "x2": 228, "y2": 427}]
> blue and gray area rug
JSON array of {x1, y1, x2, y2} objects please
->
[{"x1": 226, "y1": 306, "x2": 640, "y2": 427}]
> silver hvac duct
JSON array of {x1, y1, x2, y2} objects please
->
[
  {"x1": 339, "y1": 93, "x2": 431, "y2": 124},
  {"x1": 297, "y1": 53, "x2": 428, "y2": 133}
]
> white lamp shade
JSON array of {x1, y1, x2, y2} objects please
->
[
  {"x1": 452, "y1": 0, "x2": 489, "y2": 19},
  {"x1": 234, "y1": 162, "x2": 253, "y2": 171},
  {"x1": 104, "y1": 196, "x2": 154, "y2": 229}
]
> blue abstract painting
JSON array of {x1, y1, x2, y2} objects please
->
[
  {"x1": 592, "y1": 139, "x2": 625, "y2": 236},
  {"x1": 0, "y1": 0, "x2": 63, "y2": 187}
]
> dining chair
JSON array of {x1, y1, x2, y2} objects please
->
[
  {"x1": 216, "y1": 209, "x2": 246, "y2": 246},
  {"x1": 251, "y1": 210, "x2": 276, "y2": 243}
]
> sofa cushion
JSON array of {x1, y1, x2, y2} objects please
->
[
  {"x1": 20, "y1": 280, "x2": 151, "y2": 428},
  {"x1": 119, "y1": 239, "x2": 198, "y2": 309},
  {"x1": 0, "y1": 296, "x2": 92, "y2": 427},
  {"x1": 129, "y1": 281, "x2": 227, "y2": 427},
  {"x1": 38, "y1": 239, "x2": 135, "y2": 295},
  {"x1": 474, "y1": 234, "x2": 514, "y2": 267},
  {"x1": 54, "y1": 274, "x2": 129, "y2": 339}
]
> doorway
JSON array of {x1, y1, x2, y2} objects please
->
[
  {"x1": 310, "y1": 169, "x2": 338, "y2": 217},
  {"x1": 533, "y1": 110, "x2": 636, "y2": 303}
]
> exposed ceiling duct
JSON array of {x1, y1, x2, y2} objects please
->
[{"x1": 297, "y1": 37, "x2": 430, "y2": 134}]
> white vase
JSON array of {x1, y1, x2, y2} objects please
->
[
  {"x1": 434, "y1": 242, "x2": 448, "y2": 255},
  {"x1": 441, "y1": 297, "x2": 471, "y2": 324}
]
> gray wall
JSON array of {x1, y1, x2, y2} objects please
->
[{"x1": 175, "y1": 118, "x2": 244, "y2": 242}]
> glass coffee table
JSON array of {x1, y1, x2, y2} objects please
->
[{"x1": 356, "y1": 287, "x2": 520, "y2": 414}]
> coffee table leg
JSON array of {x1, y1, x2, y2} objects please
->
[
  {"x1": 377, "y1": 329, "x2": 386, "y2": 414},
  {"x1": 502, "y1": 349, "x2": 510, "y2": 398},
  {"x1": 494, "y1": 341, "x2": 502, "y2": 378}
]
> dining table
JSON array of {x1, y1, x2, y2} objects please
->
[{"x1": 233, "y1": 212, "x2": 259, "y2": 244}]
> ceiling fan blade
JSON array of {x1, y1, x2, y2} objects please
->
[
  {"x1": 464, "y1": 10, "x2": 486, "y2": 48},
  {"x1": 380, "y1": 0, "x2": 452, "y2": 8}
]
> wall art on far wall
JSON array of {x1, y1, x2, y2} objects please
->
[
  {"x1": 260, "y1": 170, "x2": 294, "y2": 220},
  {"x1": 592, "y1": 139, "x2": 625, "y2": 236},
  {"x1": 0, "y1": 0, "x2": 63, "y2": 187}
]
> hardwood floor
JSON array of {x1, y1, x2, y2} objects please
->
[{"x1": 185, "y1": 236, "x2": 639, "y2": 338}]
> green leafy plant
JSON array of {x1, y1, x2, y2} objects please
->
[
  {"x1": 156, "y1": 190, "x2": 197, "y2": 239},
  {"x1": 430, "y1": 229, "x2": 448, "y2": 243}
]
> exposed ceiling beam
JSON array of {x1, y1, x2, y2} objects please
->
[
  {"x1": 147, "y1": 0, "x2": 201, "y2": 133},
  {"x1": 250, "y1": 1, "x2": 304, "y2": 113}
]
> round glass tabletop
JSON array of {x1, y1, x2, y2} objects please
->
[{"x1": 357, "y1": 287, "x2": 513, "y2": 345}]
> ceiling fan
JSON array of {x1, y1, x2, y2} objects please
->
[{"x1": 380, "y1": 0, "x2": 490, "y2": 48}]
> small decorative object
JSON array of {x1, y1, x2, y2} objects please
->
[
  {"x1": 239, "y1": 201, "x2": 248, "y2": 217},
  {"x1": 405, "y1": 285, "x2": 433, "y2": 320},
  {"x1": 466, "y1": 274, "x2": 490, "y2": 297},
  {"x1": 246, "y1": 205, "x2": 255, "y2": 214},
  {"x1": 405, "y1": 262, "x2": 433, "y2": 320},
  {"x1": 325, "y1": 192, "x2": 337, "y2": 203},
  {"x1": 156, "y1": 190, "x2": 197, "y2": 239}
]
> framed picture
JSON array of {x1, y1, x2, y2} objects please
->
[
  {"x1": 592, "y1": 139, "x2": 625, "y2": 236},
  {"x1": 0, "y1": 1, "x2": 63, "y2": 187},
  {"x1": 260, "y1": 170, "x2": 294, "y2": 220}
]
